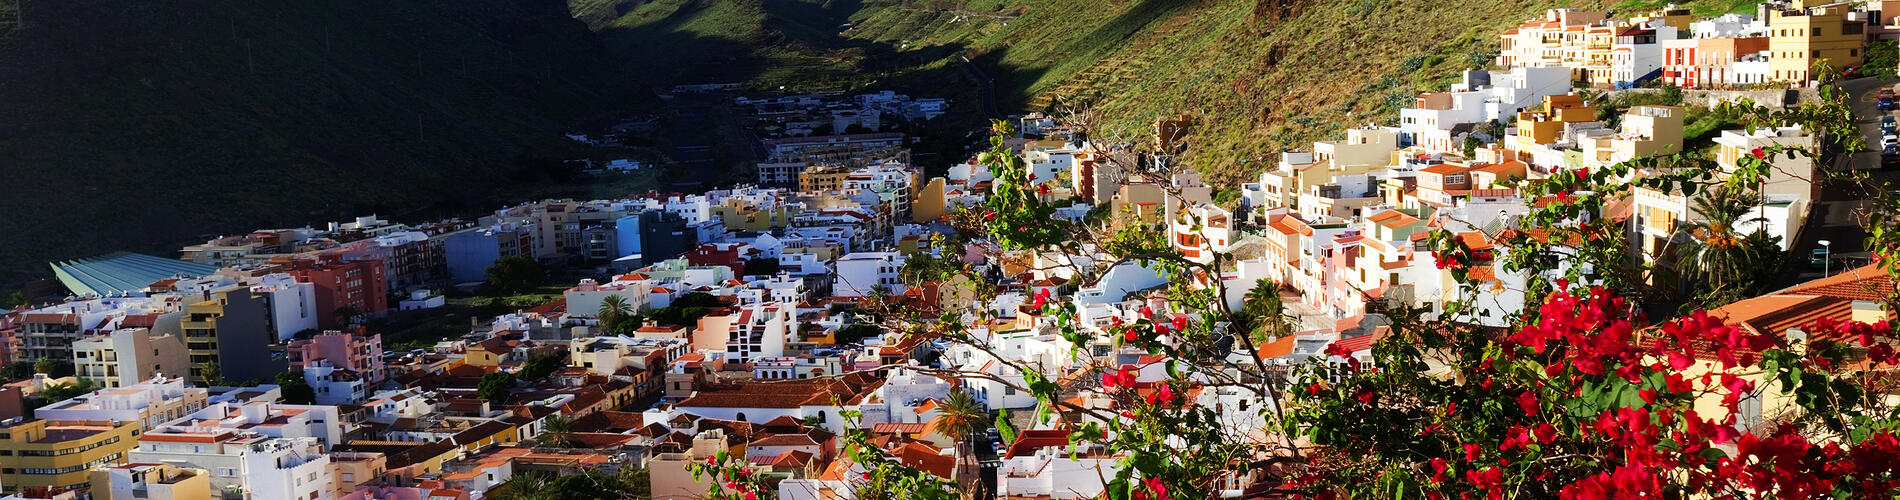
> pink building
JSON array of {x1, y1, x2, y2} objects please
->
[
  {"x1": 340, "y1": 485, "x2": 470, "y2": 500},
  {"x1": 288, "y1": 330, "x2": 386, "y2": 385}
]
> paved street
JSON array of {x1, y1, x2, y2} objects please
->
[{"x1": 1769, "y1": 77, "x2": 1900, "y2": 289}]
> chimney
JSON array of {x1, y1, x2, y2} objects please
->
[
  {"x1": 1852, "y1": 301, "x2": 1887, "y2": 324},
  {"x1": 241, "y1": 402, "x2": 268, "y2": 424}
]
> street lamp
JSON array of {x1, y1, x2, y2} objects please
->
[{"x1": 1820, "y1": 239, "x2": 1833, "y2": 276}]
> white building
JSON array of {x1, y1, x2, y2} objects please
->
[
  {"x1": 132, "y1": 428, "x2": 332, "y2": 500},
  {"x1": 1609, "y1": 22, "x2": 1676, "y2": 89},
  {"x1": 563, "y1": 277, "x2": 654, "y2": 319},
  {"x1": 32, "y1": 376, "x2": 208, "y2": 430},
  {"x1": 834, "y1": 252, "x2": 906, "y2": 297},
  {"x1": 249, "y1": 273, "x2": 320, "y2": 341},
  {"x1": 856, "y1": 366, "x2": 953, "y2": 425},
  {"x1": 302, "y1": 359, "x2": 367, "y2": 406},
  {"x1": 725, "y1": 302, "x2": 794, "y2": 362},
  {"x1": 996, "y1": 432, "x2": 1121, "y2": 500},
  {"x1": 167, "y1": 401, "x2": 346, "y2": 449}
]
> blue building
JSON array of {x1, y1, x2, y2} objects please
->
[{"x1": 444, "y1": 224, "x2": 532, "y2": 283}]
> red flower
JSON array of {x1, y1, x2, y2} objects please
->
[
  {"x1": 1110, "y1": 316, "x2": 1124, "y2": 327},
  {"x1": 1159, "y1": 384, "x2": 1176, "y2": 403},
  {"x1": 1430, "y1": 458, "x2": 1449, "y2": 483},
  {"x1": 1534, "y1": 423, "x2": 1558, "y2": 444},
  {"x1": 1102, "y1": 372, "x2": 1121, "y2": 389},
  {"x1": 1172, "y1": 315, "x2": 1187, "y2": 331},
  {"x1": 983, "y1": 210, "x2": 997, "y2": 221},
  {"x1": 1323, "y1": 341, "x2": 1352, "y2": 359},
  {"x1": 1037, "y1": 183, "x2": 1050, "y2": 195},
  {"x1": 745, "y1": 492, "x2": 757, "y2": 500},
  {"x1": 1306, "y1": 383, "x2": 1323, "y2": 396},
  {"x1": 1033, "y1": 288, "x2": 1051, "y2": 309},
  {"x1": 1124, "y1": 328, "x2": 1139, "y2": 343},
  {"x1": 1354, "y1": 387, "x2": 1376, "y2": 405},
  {"x1": 1516, "y1": 391, "x2": 1539, "y2": 416},
  {"x1": 1751, "y1": 147, "x2": 1766, "y2": 159},
  {"x1": 1143, "y1": 478, "x2": 1170, "y2": 500},
  {"x1": 1463, "y1": 443, "x2": 1482, "y2": 461},
  {"x1": 1140, "y1": 306, "x2": 1154, "y2": 319}
]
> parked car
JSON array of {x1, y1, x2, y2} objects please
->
[
  {"x1": 1844, "y1": 65, "x2": 1865, "y2": 78},
  {"x1": 1883, "y1": 115, "x2": 1896, "y2": 134},
  {"x1": 1811, "y1": 249, "x2": 1831, "y2": 269}
]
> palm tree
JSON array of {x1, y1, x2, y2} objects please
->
[
  {"x1": 333, "y1": 305, "x2": 362, "y2": 326},
  {"x1": 597, "y1": 295, "x2": 634, "y2": 334},
  {"x1": 539, "y1": 414, "x2": 582, "y2": 448},
  {"x1": 1675, "y1": 187, "x2": 1779, "y2": 303},
  {"x1": 1240, "y1": 278, "x2": 1297, "y2": 342},
  {"x1": 935, "y1": 389, "x2": 987, "y2": 495}
]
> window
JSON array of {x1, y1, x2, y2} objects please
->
[{"x1": 1812, "y1": 27, "x2": 1821, "y2": 36}]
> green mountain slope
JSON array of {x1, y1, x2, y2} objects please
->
[
  {"x1": 583, "y1": 0, "x2": 1758, "y2": 186},
  {"x1": 0, "y1": 0, "x2": 639, "y2": 289}
]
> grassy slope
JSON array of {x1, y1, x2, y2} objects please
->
[
  {"x1": 841, "y1": 0, "x2": 1765, "y2": 187},
  {"x1": 0, "y1": 0, "x2": 637, "y2": 288},
  {"x1": 582, "y1": 0, "x2": 1757, "y2": 186}
]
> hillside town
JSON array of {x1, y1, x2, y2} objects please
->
[{"x1": 2, "y1": 1, "x2": 1900, "y2": 499}]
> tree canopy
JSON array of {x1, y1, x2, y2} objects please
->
[{"x1": 484, "y1": 255, "x2": 544, "y2": 294}]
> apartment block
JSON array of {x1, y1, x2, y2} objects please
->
[
  {"x1": 1768, "y1": 0, "x2": 1865, "y2": 83},
  {"x1": 72, "y1": 329, "x2": 190, "y2": 388},
  {"x1": 285, "y1": 259, "x2": 388, "y2": 331},
  {"x1": 179, "y1": 286, "x2": 277, "y2": 386},
  {"x1": 31, "y1": 377, "x2": 207, "y2": 431},
  {"x1": 443, "y1": 224, "x2": 535, "y2": 283},
  {"x1": 0, "y1": 418, "x2": 140, "y2": 493},
  {"x1": 287, "y1": 330, "x2": 385, "y2": 387},
  {"x1": 131, "y1": 428, "x2": 333, "y2": 500}
]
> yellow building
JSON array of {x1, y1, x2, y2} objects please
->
[
  {"x1": 1513, "y1": 94, "x2": 1599, "y2": 150},
  {"x1": 89, "y1": 463, "x2": 212, "y2": 500},
  {"x1": 0, "y1": 419, "x2": 139, "y2": 493},
  {"x1": 1579, "y1": 105, "x2": 1685, "y2": 167},
  {"x1": 912, "y1": 177, "x2": 946, "y2": 223},
  {"x1": 1628, "y1": 5, "x2": 1692, "y2": 35},
  {"x1": 798, "y1": 164, "x2": 852, "y2": 193},
  {"x1": 1769, "y1": 0, "x2": 1866, "y2": 83},
  {"x1": 713, "y1": 202, "x2": 792, "y2": 231}
]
